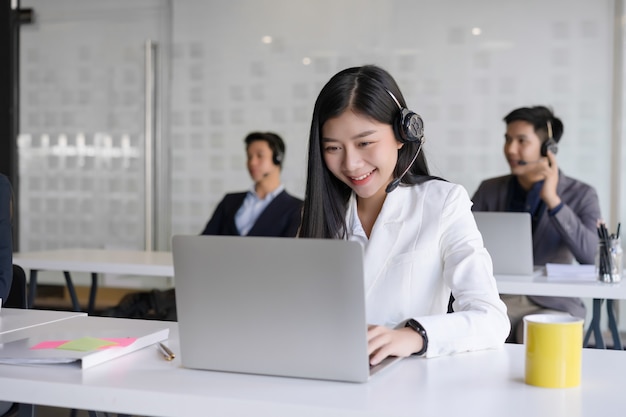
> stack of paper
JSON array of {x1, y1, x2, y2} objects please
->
[
  {"x1": 545, "y1": 263, "x2": 597, "y2": 282},
  {"x1": 0, "y1": 316, "x2": 169, "y2": 369}
]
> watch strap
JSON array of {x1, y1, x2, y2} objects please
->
[{"x1": 405, "y1": 319, "x2": 428, "y2": 356}]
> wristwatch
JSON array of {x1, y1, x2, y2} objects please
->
[{"x1": 405, "y1": 319, "x2": 428, "y2": 356}]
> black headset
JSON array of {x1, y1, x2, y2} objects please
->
[
  {"x1": 272, "y1": 149, "x2": 285, "y2": 166},
  {"x1": 384, "y1": 89, "x2": 426, "y2": 193},
  {"x1": 264, "y1": 133, "x2": 284, "y2": 166},
  {"x1": 540, "y1": 120, "x2": 558, "y2": 157},
  {"x1": 386, "y1": 89, "x2": 424, "y2": 145},
  {"x1": 272, "y1": 147, "x2": 284, "y2": 166}
]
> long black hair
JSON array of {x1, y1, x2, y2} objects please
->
[{"x1": 299, "y1": 65, "x2": 437, "y2": 239}]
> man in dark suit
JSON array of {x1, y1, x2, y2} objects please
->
[
  {"x1": 472, "y1": 106, "x2": 601, "y2": 343},
  {"x1": 201, "y1": 132, "x2": 303, "y2": 237},
  {"x1": 0, "y1": 174, "x2": 12, "y2": 304}
]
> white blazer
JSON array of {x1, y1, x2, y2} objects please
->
[{"x1": 346, "y1": 180, "x2": 510, "y2": 358}]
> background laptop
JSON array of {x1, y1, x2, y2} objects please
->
[
  {"x1": 473, "y1": 211, "x2": 535, "y2": 276},
  {"x1": 172, "y1": 235, "x2": 400, "y2": 383}
]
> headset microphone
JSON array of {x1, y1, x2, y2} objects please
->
[
  {"x1": 385, "y1": 142, "x2": 423, "y2": 193},
  {"x1": 517, "y1": 158, "x2": 542, "y2": 166}
]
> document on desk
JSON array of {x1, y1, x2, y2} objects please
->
[
  {"x1": 545, "y1": 263, "x2": 597, "y2": 282},
  {"x1": 0, "y1": 316, "x2": 169, "y2": 369}
]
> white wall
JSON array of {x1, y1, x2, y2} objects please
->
[{"x1": 169, "y1": 0, "x2": 615, "y2": 236}]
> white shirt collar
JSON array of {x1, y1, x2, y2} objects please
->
[
  {"x1": 248, "y1": 184, "x2": 285, "y2": 200},
  {"x1": 346, "y1": 193, "x2": 369, "y2": 245}
]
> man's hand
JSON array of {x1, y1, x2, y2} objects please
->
[{"x1": 539, "y1": 150, "x2": 562, "y2": 209}]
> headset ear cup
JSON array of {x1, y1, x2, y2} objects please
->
[
  {"x1": 541, "y1": 138, "x2": 558, "y2": 157},
  {"x1": 273, "y1": 151, "x2": 283, "y2": 166},
  {"x1": 396, "y1": 109, "x2": 424, "y2": 144},
  {"x1": 549, "y1": 141, "x2": 558, "y2": 155},
  {"x1": 541, "y1": 120, "x2": 558, "y2": 157}
]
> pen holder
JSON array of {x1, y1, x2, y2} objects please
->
[{"x1": 596, "y1": 237, "x2": 623, "y2": 283}]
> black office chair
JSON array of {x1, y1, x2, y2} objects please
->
[
  {"x1": 3, "y1": 264, "x2": 28, "y2": 309},
  {"x1": 0, "y1": 267, "x2": 27, "y2": 416}
]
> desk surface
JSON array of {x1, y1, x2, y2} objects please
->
[
  {"x1": 14, "y1": 249, "x2": 625, "y2": 300},
  {"x1": 0, "y1": 317, "x2": 624, "y2": 417},
  {"x1": 0, "y1": 308, "x2": 85, "y2": 335},
  {"x1": 495, "y1": 273, "x2": 626, "y2": 299},
  {"x1": 13, "y1": 249, "x2": 173, "y2": 277}
]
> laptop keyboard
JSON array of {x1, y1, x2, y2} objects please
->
[{"x1": 369, "y1": 356, "x2": 402, "y2": 376}]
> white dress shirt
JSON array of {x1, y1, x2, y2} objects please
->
[{"x1": 345, "y1": 180, "x2": 509, "y2": 358}]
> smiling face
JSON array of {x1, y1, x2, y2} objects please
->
[
  {"x1": 321, "y1": 109, "x2": 403, "y2": 203},
  {"x1": 504, "y1": 120, "x2": 544, "y2": 176}
]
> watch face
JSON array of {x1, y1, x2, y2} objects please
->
[{"x1": 407, "y1": 319, "x2": 422, "y2": 333}]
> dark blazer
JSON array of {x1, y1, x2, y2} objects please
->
[
  {"x1": 472, "y1": 172, "x2": 601, "y2": 318},
  {"x1": 201, "y1": 190, "x2": 303, "y2": 237},
  {"x1": 0, "y1": 174, "x2": 13, "y2": 303}
]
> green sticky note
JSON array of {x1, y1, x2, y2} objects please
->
[{"x1": 56, "y1": 337, "x2": 118, "y2": 352}]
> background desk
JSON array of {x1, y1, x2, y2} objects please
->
[
  {"x1": 13, "y1": 249, "x2": 173, "y2": 313},
  {"x1": 0, "y1": 308, "x2": 85, "y2": 335},
  {"x1": 495, "y1": 273, "x2": 626, "y2": 299},
  {"x1": 0, "y1": 319, "x2": 624, "y2": 417},
  {"x1": 495, "y1": 273, "x2": 626, "y2": 349}
]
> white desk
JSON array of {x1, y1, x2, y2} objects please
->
[
  {"x1": 495, "y1": 273, "x2": 626, "y2": 299},
  {"x1": 0, "y1": 319, "x2": 623, "y2": 417},
  {"x1": 13, "y1": 249, "x2": 173, "y2": 276},
  {"x1": 13, "y1": 249, "x2": 173, "y2": 312},
  {"x1": 0, "y1": 308, "x2": 85, "y2": 335},
  {"x1": 496, "y1": 272, "x2": 626, "y2": 349}
]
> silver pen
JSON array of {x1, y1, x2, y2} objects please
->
[{"x1": 157, "y1": 342, "x2": 175, "y2": 361}]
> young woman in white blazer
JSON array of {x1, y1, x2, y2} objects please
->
[{"x1": 299, "y1": 65, "x2": 510, "y2": 364}]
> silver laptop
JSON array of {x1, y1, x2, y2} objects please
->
[
  {"x1": 473, "y1": 211, "x2": 535, "y2": 275},
  {"x1": 172, "y1": 235, "x2": 401, "y2": 383}
]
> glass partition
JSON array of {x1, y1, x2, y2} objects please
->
[{"x1": 18, "y1": 0, "x2": 171, "y2": 253}]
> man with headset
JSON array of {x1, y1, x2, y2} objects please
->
[
  {"x1": 104, "y1": 132, "x2": 302, "y2": 321},
  {"x1": 201, "y1": 131, "x2": 303, "y2": 237},
  {"x1": 471, "y1": 106, "x2": 601, "y2": 343}
]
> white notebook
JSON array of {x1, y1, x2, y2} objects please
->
[{"x1": 0, "y1": 316, "x2": 169, "y2": 369}]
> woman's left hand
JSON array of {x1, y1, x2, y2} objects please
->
[{"x1": 367, "y1": 324, "x2": 423, "y2": 365}]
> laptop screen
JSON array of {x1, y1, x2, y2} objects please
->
[
  {"x1": 472, "y1": 211, "x2": 534, "y2": 275},
  {"x1": 172, "y1": 235, "x2": 375, "y2": 382}
]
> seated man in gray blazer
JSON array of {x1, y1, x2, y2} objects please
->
[
  {"x1": 472, "y1": 106, "x2": 601, "y2": 343},
  {"x1": 201, "y1": 132, "x2": 303, "y2": 237}
]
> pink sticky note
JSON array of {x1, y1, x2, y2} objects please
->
[
  {"x1": 98, "y1": 338, "x2": 137, "y2": 348},
  {"x1": 30, "y1": 337, "x2": 137, "y2": 351},
  {"x1": 31, "y1": 340, "x2": 68, "y2": 350}
]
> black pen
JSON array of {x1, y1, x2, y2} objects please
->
[{"x1": 157, "y1": 342, "x2": 175, "y2": 361}]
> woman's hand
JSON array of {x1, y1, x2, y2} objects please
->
[{"x1": 367, "y1": 324, "x2": 423, "y2": 365}]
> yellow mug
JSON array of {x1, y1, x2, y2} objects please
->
[{"x1": 524, "y1": 314, "x2": 583, "y2": 388}]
